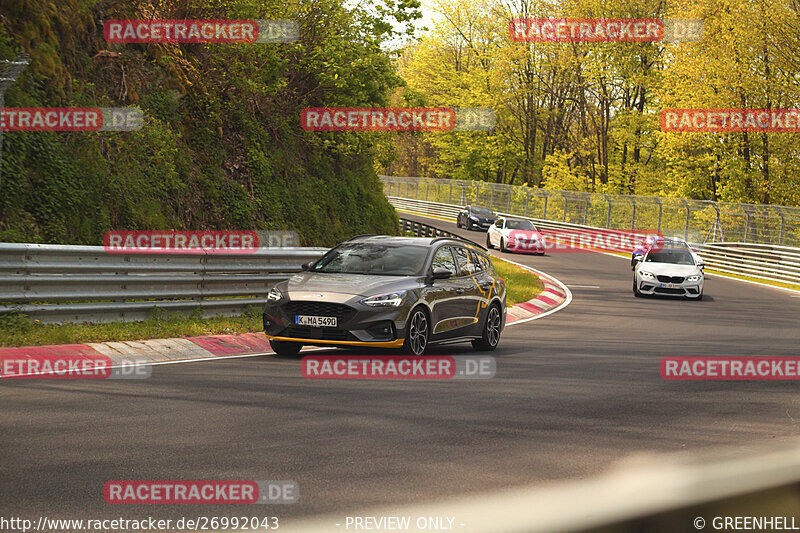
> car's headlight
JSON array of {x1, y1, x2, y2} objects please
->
[
  {"x1": 639, "y1": 271, "x2": 654, "y2": 279},
  {"x1": 267, "y1": 287, "x2": 283, "y2": 302},
  {"x1": 469, "y1": 215, "x2": 479, "y2": 221},
  {"x1": 687, "y1": 274, "x2": 702, "y2": 282},
  {"x1": 361, "y1": 291, "x2": 406, "y2": 307}
]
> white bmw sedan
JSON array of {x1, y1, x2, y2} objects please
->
[{"x1": 633, "y1": 245, "x2": 705, "y2": 300}]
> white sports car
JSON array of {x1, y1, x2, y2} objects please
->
[
  {"x1": 486, "y1": 217, "x2": 545, "y2": 254},
  {"x1": 633, "y1": 245, "x2": 705, "y2": 300}
]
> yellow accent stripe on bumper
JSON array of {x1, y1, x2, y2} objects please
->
[{"x1": 265, "y1": 335, "x2": 404, "y2": 348}]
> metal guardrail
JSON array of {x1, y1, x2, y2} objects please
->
[
  {"x1": 390, "y1": 196, "x2": 800, "y2": 286},
  {"x1": 399, "y1": 218, "x2": 458, "y2": 239},
  {"x1": 0, "y1": 243, "x2": 327, "y2": 323},
  {"x1": 382, "y1": 175, "x2": 800, "y2": 246}
]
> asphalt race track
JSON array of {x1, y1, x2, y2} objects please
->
[{"x1": 2, "y1": 212, "x2": 799, "y2": 527}]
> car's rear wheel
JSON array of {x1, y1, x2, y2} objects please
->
[
  {"x1": 486, "y1": 233, "x2": 493, "y2": 249},
  {"x1": 472, "y1": 304, "x2": 502, "y2": 351},
  {"x1": 269, "y1": 340, "x2": 302, "y2": 358},
  {"x1": 402, "y1": 307, "x2": 429, "y2": 355}
]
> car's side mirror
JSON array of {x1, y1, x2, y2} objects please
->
[
  {"x1": 633, "y1": 255, "x2": 643, "y2": 263},
  {"x1": 301, "y1": 261, "x2": 312, "y2": 271},
  {"x1": 431, "y1": 267, "x2": 452, "y2": 280},
  {"x1": 698, "y1": 262, "x2": 705, "y2": 270}
]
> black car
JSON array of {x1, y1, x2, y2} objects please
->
[
  {"x1": 263, "y1": 235, "x2": 507, "y2": 356},
  {"x1": 456, "y1": 205, "x2": 497, "y2": 231}
]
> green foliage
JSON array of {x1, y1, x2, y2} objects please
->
[{"x1": 0, "y1": 0, "x2": 419, "y2": 245}]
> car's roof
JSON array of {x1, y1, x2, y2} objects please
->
[{"x1": 346, "y1": 234, "x2": 487, "y2": 251}]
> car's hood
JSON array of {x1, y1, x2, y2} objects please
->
[
  {"x1": 641, "y1": 263, "x2": 701, "y2": 276},
  {"x1": 283, "y1": 272, "x2": 420, "y2": 297}
]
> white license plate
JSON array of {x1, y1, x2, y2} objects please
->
[
  {"x1": 660, "y1": 283, "x2": 682, "y2": 289},
  {"x1": 295, "y1": 315, "x2": 337, "y2": 327}
]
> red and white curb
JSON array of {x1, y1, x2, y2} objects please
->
[
  {"x1": 500, "y1": 258, "x2": 573, "y2": 326},
  {"x1": 0, "y1": 332, "x2": 273, "y2": 368}
]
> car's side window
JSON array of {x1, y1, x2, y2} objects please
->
[
  {"x1": 453, "y1": 247, "x2": 477, "y2": 276},
  {"x1": 431, "y1": 246, "x2": 457, "y2": 274},
  {"x1": 494, "y1": 219, "x2": 502, "y2": 227}
]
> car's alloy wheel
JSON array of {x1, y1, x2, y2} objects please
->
[
  {"x1": 473, "y1": 305, "x2": 501, "y2": 351},
  {"x1": 500, "y1": 237, "x2": 507, "y2": 252},
  {"x1": 632, "y1": 277, "x2": 642, "y2": 297},
  {"x1": 403, "y1": 308, "x2": 429, "y2": 355},
  {"x1": 486, "y1": 233, "x2": 493, "y2": 249},
  {"x1": 269, "y1": 340, "x2": 302, "y2": 358}
]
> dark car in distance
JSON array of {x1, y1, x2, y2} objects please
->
[
  {"x1": 456, "y1": 205, "x2": 497, "y2": 231},
  {"x1": 263, "y1": 235, "x2": 507, "y2": 356}
]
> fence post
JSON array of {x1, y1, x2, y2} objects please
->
[
  {"x1": 525, "y1": 191, "x2": 530, "y2": 217},
  {"x1": 543, "y1": 193, "x2": 549, "y2": 220},
  {"x1": 680, "y1": 199, "x2": 690, "y2": 240},
  {"x1": 744, "y1": 212, "x2": 751, "y2": 243},
  {"x1": 777, "y1": 207, "x2": 785, "y2": 245},
  {"x1": 630, "y1": 198, "x2": 637, "y2": 230},
  {"x1": 583, "y1": 198, "x2": 589, "y2": 225},
  {"x1": 604, "y1": 195, "x2": 612, "y2": 228},
  {"x1": 449, "y1": 182, "x2": 453, "y2": 205},
  {"x1": 656, "y1": 199, "x2": 663, "y2": 233},
  {"x1": 562, "y1": 192, "x2": 568, "y2": 222}
]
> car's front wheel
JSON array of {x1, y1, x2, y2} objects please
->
[
  {"x1": 269, "y1": 340, "x2": 302, "y2": 358},
  {"x1": 472, "y1": 304, "x2": 502, "y2": 351},
  {"x1": 401, "y1": 307, "x2": 429, "y2": 355},
  {"x1": 632, "y1": 277, "x2": 642, "y2": 297},
  {"x1": 486, "y1": 232, "x2": 493, "y2": 249},
  {"x1": 500, "y1": 237, "x2": 508, "y2": 252}
]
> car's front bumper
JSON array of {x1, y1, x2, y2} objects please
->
[
  {"x1": 263, "y1": 295, "x2": 412, "y2": 348},
  {"x1": 637, "y1": 278, "x2": 703, "y2": 297}
]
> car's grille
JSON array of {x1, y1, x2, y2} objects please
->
[
  {"x1": 656, "y1": 275, "x2": 685, "y2": 283},
  {"x1": 282, "y1": 327, "x2": 358, "y2": 341},
  {"x1": 284, "y1": 301, "x2": 356, "y2": 321},
  {"x1": 654, "y1": 287, "x2": 686, "y2": 294}
]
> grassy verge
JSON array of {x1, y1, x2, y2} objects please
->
[
  {"x1": 490, "y1": 256, "x2": 545, "y2": 305},
  {"x1": 0, "y1": 307, "x2": 264, "y2": 348},
  {"x1": 0, "y1": 261, "x2": 544, "y2": 348}
]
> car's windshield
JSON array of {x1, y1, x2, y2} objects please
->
[
  {"x1": 506, "y1": 220, "x2": 535, "y2": 230},
  {"x1": 471, "y1": 207, "x2": 493, "y2": 216},
  {"x1": 312, "y1": 243, "x2": 429, "y2": 275},
  {"x1": 645, "y1": 249, "x2": 695, "y2": 265}
]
